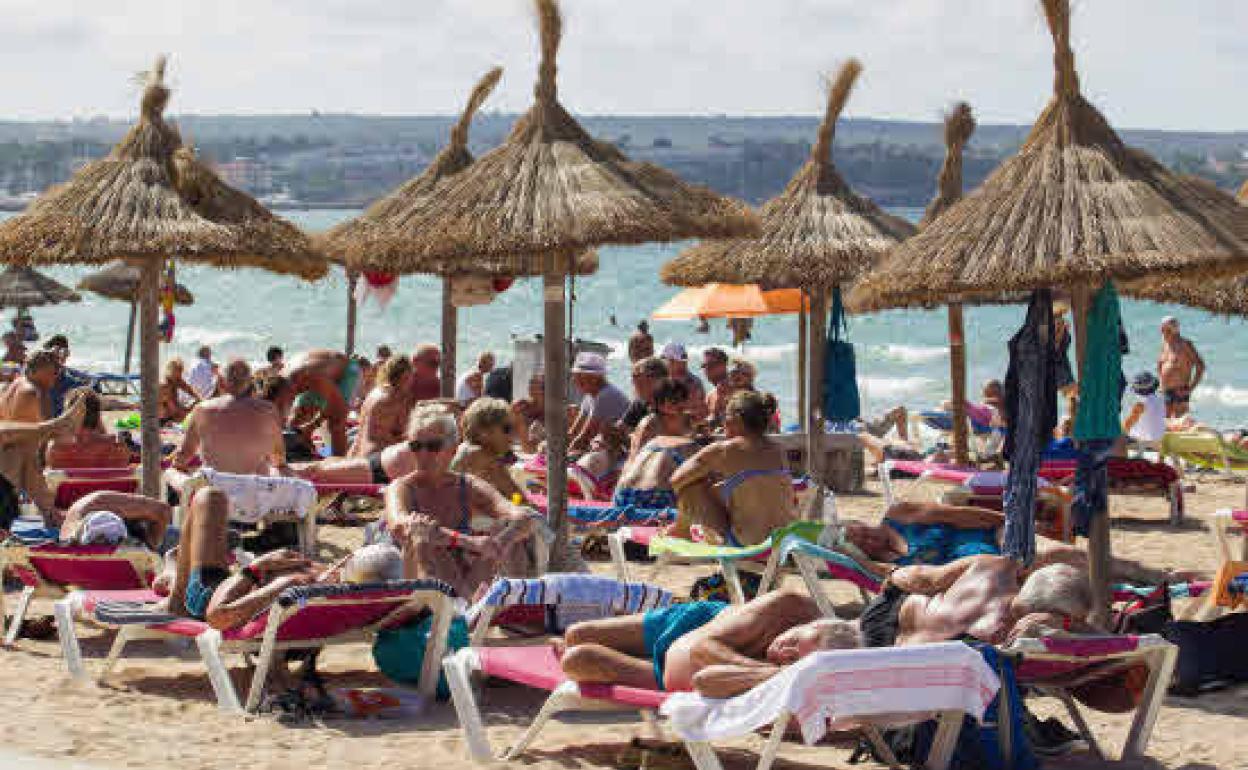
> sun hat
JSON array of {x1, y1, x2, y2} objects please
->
[
  {"x1": 659, "y1": 341, "x2": 688, "y2": 361},
  {"x1": 571, "y1": 352, "x2": 607, "y2": 375},
  {"x1": 1130, "y1": 371, "x2": 1160, "y2": 396},
  {"x1": 78, "y1": 511, "x2": 128, "y2": 545}
]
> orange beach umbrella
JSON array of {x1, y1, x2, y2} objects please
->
[{"x1": 653, "y1": 283, "x2": 805, "y2": 320}]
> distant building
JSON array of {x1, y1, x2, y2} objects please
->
[{"x1": 215, "y1": 157, "x2": 274, "y2": 194}]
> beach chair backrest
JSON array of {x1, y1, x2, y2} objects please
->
[
  {"x1": 9, "y1": 544, "x2": 157, "y2": 592},
  {"x1": 468, "y1": 575, "x2": 672, "y2": 645},
  {"x1": 1010, "y1": 634, "x2": 1148, "y2": 681},
  {"x1": 50, "y1": 475, "x2": 141, "y2": 510},
  {"x1": 266, "y1": 579, "x2": 458, "y2": 643}
]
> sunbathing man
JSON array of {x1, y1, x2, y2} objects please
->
[
  {"x1": 612, "y1": 378, "x2": 697, "y2": 511},
  {"x1": 560, "y1": 589, "x2": 859, "y2": 695},
  {"x1": 158, "y1": 357, "x2": 200, "y2": 424},
  {"x1": 0, "y1": 349, "x2": 60, "y2": 423},
  {"x1": 511, "y1": 372, "x2": 546, "y2": 453},
  {"x1": 0, "y1": 394, "x2": 85, "y2": 531},
  {"x1": 45, "y1": 388, "x2": 132, "y2": 470},
  {"x1": 59, "y1": 490, "x2": 173, "y2": 552},
  {"x1": 385, "y1": 404, "x2": 539, "y2": 598},
  {"x1": 167, "y1": 359, "x2": 287, "y2": 493},
  {"x1": 285, "y1": 349, "x2": 363, "y2": 456},
  {"x1": 668, "y1": 390, "x2": 795, "y2": 546},
  {"x1": 349, "y1": 354, "x2": 414, "y2": 458},
  {"x1": 451, "y1": 397, "x2": 525, "y2": 501}
]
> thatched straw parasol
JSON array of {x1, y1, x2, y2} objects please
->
[
  {"x1": 662, "y1": 61, "x2": 912, "y2": 511},
  {"x1": 1122, "y1": 178, "x2": 1248, "y2": 317},
  {"x1": 77, "y1": 262, "x2": 194, "y2": 374},
  {"x1": 853, "y1": 0, "x2": 1248, "y2": 624},
  {"x1": 323, "y1": 68, "x2": 600, "y2": 389},
  {"x1": 0, "y1": 56, "x2": 325, "y2": 496},
  {"x1": 0, "y1": 265, "x2": 81, "y2": 308},
  {"x1": 376, "y1": 0, "x2": 758, "y2": 545}
]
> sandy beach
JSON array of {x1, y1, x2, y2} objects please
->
[{"x1": 4, "y1": 473, "x2": 1246, "y2": 770}]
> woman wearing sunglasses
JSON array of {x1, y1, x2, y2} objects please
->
[
  {"x1": 387, "y1": 404, "x2": 539, "y2": 599},
  {"x1": 451, "y1": 397, "x2": 525, "y2": 501}
]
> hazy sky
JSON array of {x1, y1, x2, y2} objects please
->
[{"x1": 1, "y1": 1, "x2": 1245, "y2": 131}]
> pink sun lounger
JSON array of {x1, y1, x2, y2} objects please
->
[{"x1": 55, "y1": 578, "x2": 458, "y2": 713}]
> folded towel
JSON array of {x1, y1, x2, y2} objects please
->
[
  {"x1": 198, "y1": 469, "x2": 316, "y2": 525},
  {"x1": 467, "y1": 574, "x2": 671, "y2": 625},
  {"x1": 92, "y1": 600, "x2": 178, "y2": 626}
]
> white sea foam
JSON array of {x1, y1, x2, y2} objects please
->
[
  {"x1": 175, "y1": 326, "x2": 265, "y2": 347},
  {"x1": 858, "y1": 376, "x2": 939, "y2": 399},
  {"x1": 1194, "y1": 383, "x2": 1248, "y2": 408},
  {"x1": 877, "y1": 343, "x2": 947, "y2": 364}
]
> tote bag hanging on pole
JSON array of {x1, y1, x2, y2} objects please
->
[{"x1": 823, "y1": 286, "x2": 861, "y2": 423}]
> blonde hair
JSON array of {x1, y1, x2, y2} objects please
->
[
  {"x1": 163, "y1": 357, "x2": 184, "y2": 380},
  {"x1": 462, "y1": 397, "x2": 511, "y2": 444},
  {"x1": 407, "y1": 403, "x2": 459, "y2": 443},
  {"x1": 376, "y1": 354, "x2": 413, "y2": 388}
]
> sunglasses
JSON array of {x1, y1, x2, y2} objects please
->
[
  {"x1": 499, "y1": 423, "x2": 514, "y2": 435},
  {"x1": 408, "y1": 438, "x2": 448, "y2": 453}
]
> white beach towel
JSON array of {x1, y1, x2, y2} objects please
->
[
  {"x1": 661, "y1": 642, "x2": 999, "y2": 745},
  {"x1": 466, "y1": 574, "x2": 671, "y2": 626},
  {"x1": 198, "y1": 469, "x2": 316, "y2": 525}
]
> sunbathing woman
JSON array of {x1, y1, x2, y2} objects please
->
[
  {"x1": 349, "y1": 354, "x2": 414, "y2": 458},
  {"x1": 668, "y1": 391, "x2": 795, "y2": 546},
  {"x1": 385, "y1": 404, "x2": 539, "y2": 598},
  {"x1": 45, "y1": 388, "x2": 132, "y2": 470},
  {"x1": 451, "y1": 397, "x2": 525, "y2": 501},
  {"x1": 158, "y1": 357, "x2": 200, "y2": 424},
  {"x1": 611, "y1": 378, "x2": 697, "y2": 511}
]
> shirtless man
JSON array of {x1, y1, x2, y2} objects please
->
[
  {"x1": 0, "y1": 349, "x2": 59, "y2": 423},
  {"x1": 386, "y1": 404, "x2": 538, "y2": 598},
  {"x1": 2, "y1": 331, "x2": 25, "y2": 366},
  {"x1": 409, "y1": 344, "x2": 443, "y2": 404},
  {"x1": 0, "y1": 394, "x2": 85, "y2": 530},
  {"x1": 59, "y1": 490, "x2": 173, "y2": 552},
  {"x1": 349, "y1": 354, "x2": 414, "y2": 457},
  {"x1": 560, "y1": 590, "x2": 858, "y2": 695},
  {"x1": 285, "y1": 349, "x2": 362, "y2": 456},
  {"x1": 1157, "y1": 316, "x2": 1204, "y2": 418},
  {"x1": 167, "y1": 359, "x2": 285, "y2": 488}
]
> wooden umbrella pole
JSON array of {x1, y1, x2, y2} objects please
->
[
  {"x1": 1070, "y1": 283, "x2": 1111, "y2": 625},
  {"x1": 797, "y1": 294, "x2": 807, "y2": 433},
  {"x1": 806, "y1": 288, "x2": 829, "y2": 520},
  {"x1": 948, "y1": 303, "x2": 970, "y2": 465},
  {"x1": 543, "y1": 257, "x2": 569, "y2": 554},
  {"x1": 123, "y1": 298, "x2": 137, "y2": 375},
  {"x1": 138, "y1": 261, "x2": 162, "y2": 498},
  {"x1": 440, "y1": 276, "x2": 457, "y2": 398},
  {"x1": 345, "y1": 270, "x2": 359, "y2": 358}
]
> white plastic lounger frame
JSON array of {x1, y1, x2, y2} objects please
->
[
  {"x1": 0, "y1": 543, "x2": 158, "y2": 645},
  {"x1": 444, "y1": 646, "x2": 970, "y2": 770},
  {"x1": 607, "y1": 528, "x2": 781, "y2": 606},
  {"x1": 1003, "y1": 634, "x2": 1177, "y2": 762},
  {"x1": 55, "y1": 584, "x2": 455, "y2": 713}
]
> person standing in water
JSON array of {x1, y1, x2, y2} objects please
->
[
  {"x1": 1157, "y1": 316, "x2": 1204, "y2": 418},
  {"x1": 628, "y1": 320, "x2": 654, "y2": 363}
]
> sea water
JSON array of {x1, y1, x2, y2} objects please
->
[{"x1": 7, "y1": 208, "x2": 1248, "y2": 429}]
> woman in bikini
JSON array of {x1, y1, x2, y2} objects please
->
[
  {"x1": 158, "y1": 357, "x2": 200, "y2": 424},
  {"x1": 668, "y1": 390, "x2": 794, "y2": 546},
  {"x1": 611, "y1": 378, "x2": 697, "y2": 511},
  {"x1": 385, "y1": 404, "x2": 539, "y2": 598},
  {"x1": 451, "y1": 397, "x2": 524, "y2": 500}
]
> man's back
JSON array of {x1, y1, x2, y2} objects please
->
[
  {"x1": 898, "y1": 556, "x2": 1020, "y2": 646},
  {"x1": 0, "y1": 378, "x2": 43, "y2": 423},
  {"x1": 193, "y1": 396, "x2": 280, "y2": 474}
]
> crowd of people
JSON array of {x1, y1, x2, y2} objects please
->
[{"x1": 0, "y1": 314, "x2": 1227, "y2": 755}]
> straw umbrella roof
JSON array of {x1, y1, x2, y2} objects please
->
[
  {"x1": 848, "y1": 0, "x2": 1248, "y2": 309},
  {"x1": 1121, "y1": 177, "x2": 1248, "y2": 317},
  {"x1": 364, "y1": 0, "x2": 757, "y2": 275},
  {"x1": 77, "y1": 262, "x2": 194, "y2": 305},
  {"x1": 0, "y1": 56, "x2": 325, "y2": 280},
  {"x1": 0, "y1": 265, "x2": 81, "y2": 308},
  {"x1": 660, "y1": 60, "x2": 915, "y2": 290}
]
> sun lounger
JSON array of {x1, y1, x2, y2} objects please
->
[
  {"x1": 914, "y1": 409, "x2": 1007, "y2": 459},
  {"x1": 465, "y1": 574, "x2": 672, "y2": 646},
  {"x1": 445, "y1": 595, "x2": 1000, "y2": 770},
  {"x1": 1003, "y1": 634, "x2": 1177, "y2": 761},
  {"x1": 55, "y1": 578, "x2": 458, "y2": 713},
  {"x1": 44, "y1": 467, "x2": 141, "y2": 509},
  {"x1": 1161, "y1": 431, "x2": 1248, "y2": 476},
  {"x1": 524, "y1": 494, "x2": 677, "y2": 529},
  {"x1": 1, "y1": 541, "x2": 160, "y2": 644},
  {"x1": 607, "y1": 526, "x2": 781, "y2": 604}
]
